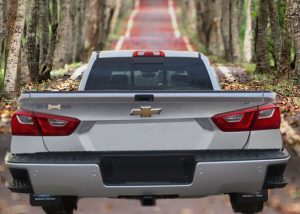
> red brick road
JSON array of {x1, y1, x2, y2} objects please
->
[{"x1": 113, "y1": 0, "x2": 193, "y2": 51}]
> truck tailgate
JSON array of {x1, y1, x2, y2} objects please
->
[{"x1": 18, "y1": 91, "x2": 275, "y2": 151}]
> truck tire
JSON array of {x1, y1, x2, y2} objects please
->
[
  {"x1": 42, "y1": 196, "x2": 78, "y2": 214},
  {"x1": 229, "y1": 190, "x2": 268, "y2": 213}
]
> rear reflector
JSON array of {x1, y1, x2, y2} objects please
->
[
  {"x1": 133, "y1": 50, "x2": 165, "y2": 57},
  {"x1": 11, "y1": 110, "x2": 80, "y2": 136},
  {"x1": 212, "y1": 104, "x2": 280, "y2": 132}
]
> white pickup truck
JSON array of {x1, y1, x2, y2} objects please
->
[{"x1": 6, "y1": 50, "x2": 289, "y2": 214}]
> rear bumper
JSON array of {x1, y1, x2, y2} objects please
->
[{"x1": 5, "y1": 150, "x2": 289, "y2": 198}]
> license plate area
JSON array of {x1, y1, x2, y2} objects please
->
[{"x1": 100, "y1": 155, "x2": 195, "y2": 186}]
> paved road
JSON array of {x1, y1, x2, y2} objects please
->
[{"x1": 113, "y1": 0, "x2": 193, "y2": 51}]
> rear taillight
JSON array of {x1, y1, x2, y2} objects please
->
[
  {"x1": 212, "y1": 104, "x2": 280, "y2": 132},
  {"x1": 133, "y1": 50, "x2": 165, "y2": 57},
  {"x1": 11, "y1": 110, "x2": 80, "y2": 136}
]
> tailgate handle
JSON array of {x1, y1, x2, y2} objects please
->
[{"x1": 135, "y1": 94, "x2": 154, "y2": 102}]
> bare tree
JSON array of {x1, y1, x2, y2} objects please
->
[
  {"x1": 4, "y1": 0, "x2": 27, "y2": 94},
  {"x1": 255, "y1": 0, "x2": 270, "y2": 73}
]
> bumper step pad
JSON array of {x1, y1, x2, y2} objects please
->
[
  {"x1": 263, "y1": 175, "x2": 288, "y2": 189},
  {"x1": 6, "y1": 179, "x2": 33, "y2": 193}
]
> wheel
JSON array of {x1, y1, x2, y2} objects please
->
[
  {"x1": 42, "y1": 196, "x2": 78, "y2": 214},
  {"x1": 229, "y1": 190, "x2": 268, "y2": 213}
]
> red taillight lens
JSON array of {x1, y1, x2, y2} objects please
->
[
  {"x1": 133, "y1": 50, "x2": 165, "y2": 57},
  {"x1": 212, "y1": 107, "x2": 257, "y2": 132},
  {"x1": 252, "y1": 104, "x2": 281, "y2": 130},
  {"x1": 212, "y1": 104, "x2": 280, "y2": 132},
  {"x1": 11, "y1": 110, "x2": 40, "y2": 135},
  {"x1": 11, "y1": 109, "x2": 80, "y2": 136}
]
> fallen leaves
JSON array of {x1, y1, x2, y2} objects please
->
[{"x1": 281, "y1": 203, "x2": 300, "y2": 214}]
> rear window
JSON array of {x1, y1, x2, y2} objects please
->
[{"x1": 85, "y1": 57, "x2": 213, "y2": 91}]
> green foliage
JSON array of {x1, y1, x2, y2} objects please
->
[
  {"x1": 251, "y1": 0, "x2": 259, "y2": 19},
  {"x1": 51, "y1": 62, "x2": 82, "y2": 78},
  {"x1": 239, "y1": 63, "x2": 256, "y2": 74},
  {"x1": 251, "y1": 73, "x2": 298, "y2": 97},
  {"x1": 277, "y1": 0, "x2": 286, "y2": 28},
  {"x1": 239, "y1": 62, "x2": 298, "y2": 97}
]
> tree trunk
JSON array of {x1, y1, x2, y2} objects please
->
[
  {"x1": 53, "y1": 0, "x2": 71, "y2": 69},
  {"x1": 238, "y1": 0, "x2": 245, "y2": 29},
  {"x1": 19, "y1": 0, "x2": 31, "y2": 86},
  {"x1": 196, "y1": 0, "x2": 224, "y2": 56},
  {"x1": 221, "y1": 0, "x2": 240, "y2": 61},
  {"x1": 0, "y1": 0, "x2": 7, "y2": 62},
  {"x1": 70, "y1": 0, "x2": 85, "y2": 62},
  {"x1": 221, "y1": 0, "x2": 231, "y2": 60},
  {"x1": 267, "y1": 0, "x2": 282, "y2": 68},
  {"x1": 230, "y1": 0, "x2": 240, "y2": 61},
  {"x1": 290, "y1": 0, "x2": 300, "y2": 85},
  {"x1": 255, "y1": 0, "x2": 270, "y2": 73},
  {"x1": 4, "y1": 0, "x2": 18, "y2": 72},
  {"x1": 39, "y1": 0, "x2": 49, "y2": 65},
  {"x1": 19, "y1": 42, "x2": 31, "y2": 86},
  {"x1": 243, "y1": 0, "x2": 252, "y2": 62},
  {"x1": 38, "y1": 0, "x2": 58, "y2": 81},
  {"x1": 26, "y1": 0, "x2": 40, "y2": 81},
  {"x1": 82, "y1": 0, "x2": 106, "y2": 62},
  {"x1": 109, "y1": 0, "x2": 122, "y2": 34},
  {"x1": 4, "y1": 0, "x2": 26, "y2": 94},
  {"x1": 279, "y1": 0, "x2": 292, "y2": 76}
]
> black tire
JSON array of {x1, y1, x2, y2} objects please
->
[
  {"x1": 230, "y1": 200, "x2": 264, "y2": 214},
  {"x1": 42, "y1": 196, "x2": 78, "y2": 214},
  {"x1": 229, "y1": 190, "x2": 268, "y2": 213}
]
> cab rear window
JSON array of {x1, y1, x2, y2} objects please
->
[{"x1": 85, "y1": 57, "x2": 213, "y2": 91}]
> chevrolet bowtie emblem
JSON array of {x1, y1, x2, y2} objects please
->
[{"x1": 130, "y1": 106, "x2": 162, "y2": 117}]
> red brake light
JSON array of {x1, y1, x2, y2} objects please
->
[
  {"x1": 11, "y1": 110, "x2": 40, "y2": 136},
  {"x1": 133, "y1": 50, "x2": 165, "y2": 57},
  {"x1": 11, "y1": 110, "x2": 80, "y2": 136},
  {"x1": 252, "y1": 104, "x2": 281, "y2": 130},
  {"x1": 212, "y1": 104, "x2": 280, "y2": 132}
]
